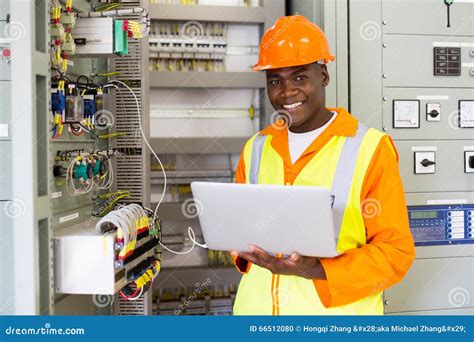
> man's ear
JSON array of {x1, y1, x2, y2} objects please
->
[{"x1": 321, "y1": 64, "x2": 330, "y2": 87}]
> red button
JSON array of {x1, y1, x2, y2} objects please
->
[{"x1": 2, "y1": 48, "x2": 11, "y2": 58}]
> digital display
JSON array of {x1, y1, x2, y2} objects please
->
[{"x1": 411, "y1": 211, "x2": 438, "y2": 219}]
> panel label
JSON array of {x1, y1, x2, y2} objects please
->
[
  {"x1": 51, "y1": 191, "x2": 62, "y2": 199},
  {"x1": 59, "y1": 212, "x2": 79, "y2": 223}
]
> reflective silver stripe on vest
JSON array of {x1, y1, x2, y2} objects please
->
[
  {"x1": 249, "y1": 135, "x2": 268, "y2": 184},
  {"x1": 331, "y1": 123, "x2": 370, "y2": 240}
]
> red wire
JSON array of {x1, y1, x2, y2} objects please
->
[
  {"x1": 118, "y1": 287, "x2": 140, "y2": 301},
  {"x1": 69, "y1": 125, "x2": 83, "y2": 136}
]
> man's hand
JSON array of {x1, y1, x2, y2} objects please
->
[{"x1": 232, "y1": 245, "x2": 326, "y2": 280}]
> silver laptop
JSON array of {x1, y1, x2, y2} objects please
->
[{"x1": 190, "y1": 182, "x2": 339, "y2": 257}]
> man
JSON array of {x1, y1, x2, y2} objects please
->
[{"x1": 230, "y1": 15, "x2": 415, "y2": 315}]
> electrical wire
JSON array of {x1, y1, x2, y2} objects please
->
[
  {"x1": 118, "y1": 286, "x2": 143, "y2": 301},
  {"x1": 97, "y1": 132, "x2": 126, "y2": 139},
  {"x1": 64, "y1": 151, "x2": 113, "y2": 195},
  {"x1": 110, "y1": 80, "x2": 208, "y2": 255},
  {"x1": 110, "y1": 80, "x2": 167, "y2": 210}
]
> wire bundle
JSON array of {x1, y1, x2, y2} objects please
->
[
  {"x1": 95, "y1": 204, "x2": 162, "y2": 300},
  {"x1": 110, "y1": 80, "x2": 209, "y2": 256},
  {"x1": 123, "y1": 20, "x2": 147, "y2": 39},
  {"x1": 65, "y1": 151, "x2": 113, "y2": 195},
  {"x1": 77, "y1": 7, "x2": 150, "y2": 38},
  {"x1": 95, "y1": 204, "x2": 149, "y2": 261},
  {"x1": 50, "y1": 0, "x2": 75, "y2": 74},
  {"x1": 97, "y1": 191, "x2": 131, "y2": 217}
]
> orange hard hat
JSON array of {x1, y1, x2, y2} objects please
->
[{"x1": 253, "y1": 15, "x2": 335, "y2": 71}]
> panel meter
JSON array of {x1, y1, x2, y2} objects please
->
[
  {"x1": 459, "y1": 100, "x2": 474, "y2": 128},
  {"x1": 393, "y1": 100, "x2": 420, "y2": 128}
]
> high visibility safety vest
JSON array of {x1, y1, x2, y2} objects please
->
[{"x1": 233, "y1": 122, "x2": 386, "y2": 315}]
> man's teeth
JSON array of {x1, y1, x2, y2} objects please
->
[{"x1": 283, "y1": 102, "x2": 303, "y2": 109}]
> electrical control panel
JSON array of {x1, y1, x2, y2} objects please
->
[
  {"x1": 409, "y1": 205, "x2": 474, "y2": 246},
  {"x1": 45, "y1": 0, "x2": 154, "y2": 315},
  {"x1": 341, "y1": 0, "x2": 474, "y2": 315}
]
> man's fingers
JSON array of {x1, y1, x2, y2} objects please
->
[
  {"x1": 290, "y1": 252, "x2": 300, "y2": 262},
  {"x1": 236, "y1": 252, "x2": 254, "y2": 261},
  {"x1": 237, "y1": 250, "x2": 282, "y2": 273},
  {"x1": 249, "y1": 245, "x2": 275, "y2": 264}
]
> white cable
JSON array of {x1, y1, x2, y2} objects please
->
[
  {"x1": 110, "y1": 80, "x2": 208, "y2": 255},
  {"x1": 93, "y1": 152, "x2": 113, "y2": 190},
  {"x1": 110, "y1": 80, "x2": 167, "y2": 212},
  {"x1": 158, "y1": 227, "x2": 207, "y2": 255},
  {"x1": 77, "y1": 8, "x2": 147, "y2": 18},
  {"x1": 187, "y1": 226, "x2": 207, "y2": 249}
]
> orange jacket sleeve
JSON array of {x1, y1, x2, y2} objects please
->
[
  {"x1": 314, "y1": 135, "x2": 416, "y2": 307},
  {"x1": 231, "y1": 148, "x2": 252, "y2": 273}
]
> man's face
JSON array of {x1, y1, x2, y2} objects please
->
[{"x1": 266, "y1": 63, "x2": 329, "y2": 129}]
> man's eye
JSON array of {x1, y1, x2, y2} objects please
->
[
  {"x1": 269, "y1": 79, "x2": 280, "y2": 85},
  {"x1": 295, "y1": 75, "x2": 307, "y2": 81}
]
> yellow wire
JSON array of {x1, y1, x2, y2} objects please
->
[
  {"x1": 95, "y1": 3, "x2": 122, "y2": 11},
  {"x1": 97, "y1": 132, "x2": 126, "y2": 139},
  {"x1": 97, "y1": 194, "x2": 130, "y2": 216},
  {"x1": 97, "y1": 72, "x2": 121, "y2": 77},
  {"x1": 99, "y1": 190, "x2": 130, "y2": 199}
]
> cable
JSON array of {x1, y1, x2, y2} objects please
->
[
  {"x1": 97, "y1": 132, "x2": 126, "y2": 139},
  {"x1": 109, "y1": 80, "x2": 207, "y2": 256},
  {"x1": 118, "y1": 287, "x2": 143, "y2": 301},
  {"x1": 158, "y1": 227, "x2": 207, "y2": 255},
  {"x1": 97, "y1": 193, "x2": 130, "y2": 217},
  {"x1": 64, "y1": 151, "x2": 113, "y2": 195},
  {"x1": 110, "y1": 80, "x2": 167, "y2": 209}
]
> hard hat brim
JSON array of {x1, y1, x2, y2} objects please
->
[{"x1": 252, "y1": 55, "x2": 336, "y2": 71}]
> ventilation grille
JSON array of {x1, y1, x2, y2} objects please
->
[
  {"x1": 115, "y1": 294, "x2": 146, "y2": 315},
  {"x1": 112, "y1": 0, "x2": 147, "y2": 203},
  {"x1": 116, "y1": 155, "x2": 143, "y2": 203}
]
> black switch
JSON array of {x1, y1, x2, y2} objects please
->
[
  {"x1": 469, "y1": 155, "x2": 474, "y2": 169},
  {"x1": 421, "y1": 159, "x2": 436, "y2": 167},
  {"x1": 428, "y1": 110, "x2": 440, "y2": 118}
]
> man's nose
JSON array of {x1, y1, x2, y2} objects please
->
[{"x1": 281, "y1": 80, "x2": 298, "y2": 98}]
